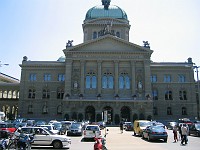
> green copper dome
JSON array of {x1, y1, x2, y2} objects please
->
[{"x1": 85, "y1": 5, "x2": 128, "y2": 20}]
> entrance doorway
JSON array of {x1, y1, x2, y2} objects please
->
[
  {"x1": 85, "y1": 106, "x2": 95, "y2": 123},
  {"x1": 120, "y1": 106, "x2": 131, "y2": 122}
]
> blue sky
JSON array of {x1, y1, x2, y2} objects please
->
[{"x1": 0, "y1": 0, "x2": 200, "y2": 80}]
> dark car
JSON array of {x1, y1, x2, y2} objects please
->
[
  {"x1": 142, "y1": 126, "x2": 168, "y2": 142},
  {"x1": 189, "y1": 123, "x2": 200, "y2": 137},
  {"x1": 123, "y1": 122, "x2": 133, "y2": 131},
  {"x1": 166, "y1": 121, "x2": 177, "y2": 130},
  {"x1": 67, "y1": 122, "x2": 83, "y2": 136}
]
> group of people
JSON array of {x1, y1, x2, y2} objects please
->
[{"x1": 173, "y1": 123, "x2": 188, "y2": 145}]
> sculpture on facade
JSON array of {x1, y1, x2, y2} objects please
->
[
  {"x1": 66, "y1": 40, "x2": 73, "y2": 48},
  {"x1": 138, "y1": 81, "x2": 143, "y2": 89},
  {"x1": 143, "y1": 41, "x2": 150, "y2": 48}
]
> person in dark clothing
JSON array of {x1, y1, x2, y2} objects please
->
[
  {"x1": 120, "y1": 122, "x2": 123, "y2": 133},
  {"x1": 178, "y1": 124, "x2": 183, "y2": 140}
]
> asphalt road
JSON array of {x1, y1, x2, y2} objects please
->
[{"x1": 16, "y1": 127, "x2": 200, "y2": 150}]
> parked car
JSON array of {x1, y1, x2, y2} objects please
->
[
  {"x1": 97, "y1": 121, "x2": 106, "y2": 129},
  {"x1": 150, "y1": 121, "x2": 165, "y2": 129},
  {"x1": 67, "y1": 122, "x2": 83, "y2": 136},
  {"x1": 123, "y1": 122, "x2": 133, "y2": 131},
  {"x1": 166, "y1": 121, "x2": 178, "y2": 130},
  {"x1": 133, "y1": 120, "x2": 151, "y2": 136},
  {"x1": 59, "y1": 121, "x2": 73, "y2": 135},
  {"x1": 178, "y1": 118, "x2": 193, "y2": 127},
  {"x1": 0, "y1": 122, "x2": 17, "y2": 133},
  {"x1": 83, "y1": 125, "x2": 101, "y2": 139},
  {"x1": 14, "y1": 126, "x2": 71, "y2": 149},
  {"x1": 35, "y1": 120, "x2": 47, "y2": 126},
  {"x1": 39, "y1": 124, "x2": 59, "y2": 134},
  {"x1": 142, "y1": 126, "x2": 168, "y2": 142},
  {"x1": 189, "y1": 123, "x2": 200, "y2": 137}
]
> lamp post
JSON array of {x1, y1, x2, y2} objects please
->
[
  {"x1": 193, "y1": 65, "x2": 200, "y2": 120},
  {"x1": 0, "y1": 61, "x2": 9, "y2": 74}
]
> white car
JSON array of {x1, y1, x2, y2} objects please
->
[
  {"x1": 15, "y1": 126, "x2": 71, "y2": 149},
  {"x1": 39, "y1": 124, "x2": 59, "y2": 134},
  {"x1": 83, "y1": 125, "x2": 101, "y2": 139}
]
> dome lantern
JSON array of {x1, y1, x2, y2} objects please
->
[{"x1": 102, "y1": 0, "x2": 111, "y2": 10}]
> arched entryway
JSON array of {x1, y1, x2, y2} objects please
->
[
  {"x1": 103, "y1": 106, "x2": 113, "y2": 125},
  {"x1": 85, "y1": 106, "x2": 95, "y2": 123},
  {"x1": 120, "y1": 106, "x2": 131, "y2": 122}
]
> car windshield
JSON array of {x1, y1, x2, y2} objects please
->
[
  {"x1": 86, "y1": 126, "x2": 99, "y2": 131},
  {"x1": 140, "y1": 122, "x2": 150, "y2": 127},
  {"x1": 71, "y1": 123, "x2": 81, "y2": 129},
  {"x1": 195, "y1": 124, "x2": 200, "y2": 129}
]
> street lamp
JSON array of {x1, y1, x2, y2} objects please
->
[
  {"x1": 0, "y1": 61, "x2": 9, "y2": 67},
  {"x1": 193, "y1": 65, "x2": 200, "y2": 120}
]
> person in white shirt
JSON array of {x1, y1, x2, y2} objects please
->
[{"x1": 181, "y1": 124, "x2": 188, "y2": 145}]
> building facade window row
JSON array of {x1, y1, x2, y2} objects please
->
[
  {"x1": 151, "y1": 74, "x2": 186, "y2": 83},
  {"x1": 152, "y1": 89, "x2": 187, "y2": 100},
  {"x1": 153, "y1": 107, "x2": 188, "y2": 115},
  {"x1": 29, "y1": 73, "x2": 65, "y2": 82}
]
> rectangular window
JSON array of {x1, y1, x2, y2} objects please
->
[
  {"x1": 44, "y1": 74, "x2": 51, "y2": 81},
  {"x1": 58, "y1": 74, "x2": 65, "y2": 81},
  {"x1": 151, "y1": 75, "x2": 157, "y2": 83},
  {"x1": 178, "y1": 74, "x2": 186, "y2": 83},
  {"x1": 29, "y1": 74, "x2": 36, "y2": 81},
  {"x1": 164, "y1": 75, "x2": 171, "y2": 82}
]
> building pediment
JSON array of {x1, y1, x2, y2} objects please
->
[{"x1": 63, "y1": 35, "x2": 153, "y2": 55}]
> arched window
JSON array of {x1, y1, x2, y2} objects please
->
[
  {"x1": 152, "y1": 89, "x2": 158, "y2": 100},
  {"x1": 119, "y1": 73, "x2": 130, "y2": 89},
  {"x1": 182, "y1": 107, "x2": 187, "y2": 115},
  {"x1": 85, "y1": 71, "x2": 97, "y2": 89},
  {"x1": 167, "y1": 107, "x2": 172, "y2": 115},
  {"x1": 3, "y1": 91, "x2": 7, "y2": 98},
  {"x1": 179, "y1": 90, "x2": 187, "y2": 100},
  {"x1": 102, "y1": 72, "x2": 113, "y2": 89},
  {"x1": 165, "y1": 90, "x2": 173, "y2": 100},
  {"x1": 0, "y1": 90, "x2": 2, "y2": 99},
  {"x1": 116, "y1": 32, "x2": 120, "y2": 38},
  {"x1": 57, "y1": 88, "x2": 64, "y2": 99},
  {"x1": 42, "y1": 89, "x2": 50, "y2": 99},
  {"x1": 28, "y1": 88, "x2": 36, "y2": 99}
]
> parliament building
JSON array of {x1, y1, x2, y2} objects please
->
[{"x1": 1, "y1": 0, "x2": 198, "y2": 124}]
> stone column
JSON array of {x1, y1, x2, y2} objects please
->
[
  {"x1": 114, "y1": 61, "x2": 119, "y2": 95},
  {"x1": 80, "y1": 60, "x2": 85, "y2": 94},
  {"x1": 131, "y1": 61, "x2": 136, "y2": 96},
  {"x1": 65, "y1": 59, "x2": 72, "y2": 95},
  {"x1": 97, "y1": 60, "x2": 102, "y2": 94},
  {"x1": 144, "y1": 60, "x2": 152, "y2": 96}
]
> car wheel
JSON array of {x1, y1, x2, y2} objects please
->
[
  {"x1": 53, "y1": 140, "x2": 63, "y2": 149},
  {"x1": 133, "y1": 131, "x2": 136, "y2": 136},
  {"x1": 142, "y1": 134, "x2": 145, "y2": 139}
]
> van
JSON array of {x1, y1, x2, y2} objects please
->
[{"x1": 133, "y1": 120, "x2": 150, "y2": 136}]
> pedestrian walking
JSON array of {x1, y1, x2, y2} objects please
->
[
  {"x1": 181, "y1": 124, "x2": 188, "y2": 145},
  {"x1": 120, "y1": 121, "x2": 123, "y2": 133},
  {"x1": 173, "y1": 125, "x2": 178, "y2": 142},
  {"x1": 178, "y1": 124, "x2": 182, "y2": 140}
]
